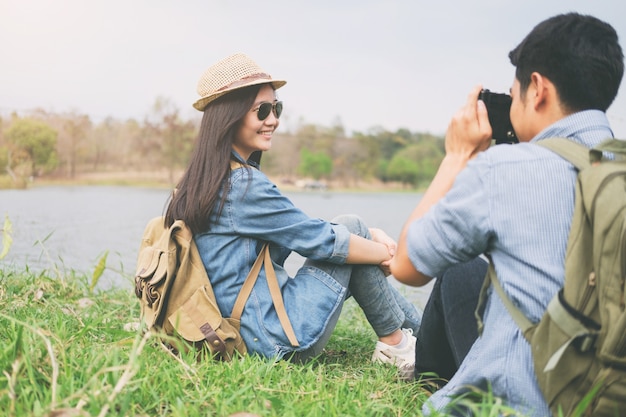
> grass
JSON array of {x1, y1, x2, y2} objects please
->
[{"x1": 0, "y1": 266, "x2": 528, "y2": 417}]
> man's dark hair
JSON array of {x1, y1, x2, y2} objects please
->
[{"x1": 509, "y1": 13, "x2": 624, "y2": 112}]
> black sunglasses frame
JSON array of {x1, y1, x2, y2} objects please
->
[{"x1": 254, "y1": 101, "x2": 283, "y2": 121}]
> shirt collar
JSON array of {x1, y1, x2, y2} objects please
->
[
  {"x1": 231, "y1": 150, "x2": 260, "y2": 169},
  {"x1": 531, "y1": 110, "x2": 614, "y2": 148}
]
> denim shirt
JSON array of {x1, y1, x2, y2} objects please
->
[
  {"x1": 194, "y1": 153, "x2": 351, "y2": 359},
  {"x1": 407, "y1": 110, "x2": 614, "y2": 416}
]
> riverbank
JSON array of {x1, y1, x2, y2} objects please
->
[{"x1": 0, "y1": 170, "x2": 420, "y2": 193}]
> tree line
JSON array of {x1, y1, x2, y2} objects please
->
[{"x1": 0, "y1": 98, "x2": 445, "y2": 189}]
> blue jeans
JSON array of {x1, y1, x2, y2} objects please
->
[
  {"x1": 291, "y1": 214, "x2": 422, "y2": 362},
  {"x1": 414, "y1": 257, "x2": 488, "y2": 382}
]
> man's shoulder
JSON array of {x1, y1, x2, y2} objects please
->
[{"x1": 477, "y1": 142, "x2": 560, "y2": 167}]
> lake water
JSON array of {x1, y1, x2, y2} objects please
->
[{"x1": 0, "y1": 186, "x2": 433, "y2": 307}]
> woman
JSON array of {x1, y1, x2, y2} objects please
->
[{"x1": 164, "y1": 53, "x2": 421, "y2": 377}]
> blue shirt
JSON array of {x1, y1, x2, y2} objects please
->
[
  {"x1": 407, "y1": 110, "x2": 614, "y2": 416},
  {"x1": 194, "y1": 155, "x2": 351, "y2": 359}
]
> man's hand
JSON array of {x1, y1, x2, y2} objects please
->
[
  {"x1": 391, "y1": 85, "x2": 493, "y2": 286},
  {"x1": 445, "y1": 85, "x2": 493, "y2": 160}
]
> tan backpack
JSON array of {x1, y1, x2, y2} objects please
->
[{"x1": 134, "y1": 216, "x2": 298, "y2": 360}]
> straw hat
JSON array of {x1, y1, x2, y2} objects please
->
[{"x1": 193, "y1": 53, "x2": 287, "y2": 111}]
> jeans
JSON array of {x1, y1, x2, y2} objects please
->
[
  {"x1": 414, "y1": 257, "x2": 488, "y2": 381},
  {"x1": 291, "y1": 214, "x2": 422, "y2": 362}
]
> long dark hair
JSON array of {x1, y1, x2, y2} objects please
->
[{"x1": 164, "y1": 84, "x2": 262, "y2": 234}]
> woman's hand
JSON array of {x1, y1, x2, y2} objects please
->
[{"x1": 370, "y1": 228, "x2": 396, "y2": 276}]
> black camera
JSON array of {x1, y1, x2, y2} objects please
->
[{"x1": 478, "y1": 89, "x2": 518, "y2": 144}]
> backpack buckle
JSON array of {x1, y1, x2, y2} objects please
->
[{"x1": 575, "y1": 333, "x2": 598, "y2": 353}]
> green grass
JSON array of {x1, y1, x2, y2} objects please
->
[{"x1": 0, "y1": 267, "x2": 527, "y2": 417}]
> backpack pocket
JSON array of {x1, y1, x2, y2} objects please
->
[
  {"x1": 135, "y1": 246, "x2": 171, "y2": 328},
  {"x1": 599, "y1": 305, "x2": 626, "y2": 366},
  {"x1": 166, "y1": 285, "x2": 247, "y2": 360},
  {"x1": 584, "y1": 366, "x2": 626, "y2": 417},
  {"x1": 528, "y1": 292, "x2": 601, "y2": 415}
]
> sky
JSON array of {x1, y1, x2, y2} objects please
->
[{"x1": 2, "y1": 0, "x2": 626, "y2": 138}]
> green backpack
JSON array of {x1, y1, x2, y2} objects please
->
[{"x1": 480, "y1": 138, "x2": 626, "y2": 416}]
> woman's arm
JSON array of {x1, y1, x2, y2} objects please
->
[{"x1": 346, "y1": 233, "x2": 392, "y2": 265}]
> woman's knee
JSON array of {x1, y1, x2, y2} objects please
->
[{"x1": 331, "y1": 214, "x2": 369, "y2": 237}]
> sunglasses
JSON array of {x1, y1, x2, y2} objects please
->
[{"x1": 253, "y1": 101, "x2": 283, "y2": 121}]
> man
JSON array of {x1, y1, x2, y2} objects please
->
[{"x1": 391, "y1": 13, "x2": 623, "y2": 417}]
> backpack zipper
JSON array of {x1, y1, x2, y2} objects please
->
[
  {"x1": 621, "y1": 216, "x2": 626, "y2": 312},
  {"x1": 612, "y1": 210, "x2": 626, "y2": 358},
  {"x1": 581, "y1": 170, "x2": 625, "y2": 316},
  {"x1": 592, "y1": 171, "x2": 626, "y2": 312},
  {"x1": 592, "y1": 170, "x2": 626, "y2": 358},
  {"x1": 589, "y1": 170, "x2": 623, "y2": 218},
  {"x1": 578, "y1": 271, "x2": 596, "y2": 317}
]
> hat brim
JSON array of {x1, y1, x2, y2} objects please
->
[{"x1": 193, "y1": 79, "x2": 287, "y2": 111}]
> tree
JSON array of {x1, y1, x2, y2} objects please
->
[
  {"x1": 5, "y1": 118, "x2": 58, "y2": 178},
  {"x1": 262, "y1": 131, "x2": 300, "y2": 178},
  {"x1": 298, "y1": 148, "x2": 332, "y2": 180},
  {"x1": 386, "y1": 154, "x2": 419, "y2": 187},
  {"x1": 332, "y1": 137, "x2": 372, "y2": 187},
  {"x1": 143, "y1": 97, "x2": 197, "y2": 183},
  {"x1": 386, "y1": 138, "x2": 444, "y2": 188},
  {"x1": 374, "y1": 129, "x2": 409, "y2": 161},
  {"x1": 402, "y1": 138, "x2": 445, "y2": 186},
  {"x1": 59, "y1": 113, "x2": 92, "y2": 178}
]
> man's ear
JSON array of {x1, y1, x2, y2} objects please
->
[
  {"x1": 529, "y1": 72, "x2": 555, "y2": 111},
  {"x1": 526, "y1": 72, "x2": 547, "y2": 111}
]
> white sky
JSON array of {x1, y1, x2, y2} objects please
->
[{"x1": 2, "y1": 0, "x2": 626, "y2": 138}]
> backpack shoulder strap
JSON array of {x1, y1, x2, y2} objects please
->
[
  {"x1": 230, "y1": 160, "x2": 244, "y2": 170},
  {"x1": 231, "y1": 244, "x2": 300, "y2": 347},
  {"x1": 262, "y1": 246, "x2": 299, "y2": 347},
  {"x1": 538, "y1": 137, "x2": 626, "y2": 166},
  {"x1": 537, "y1": 137, "x2": 591, "y2": 170},
  {"x1": 477, "y1": 139, "x2": 590, "y2": 338},
  {"x1": 488, "y1": 264, "x2": 534, "y2": 332},
  {"x1": 475, "y1": 260, "x2": 534, "y2": 337},
  {"x1": 231, "y1": 245, "x2": 266, "y2": 320}
]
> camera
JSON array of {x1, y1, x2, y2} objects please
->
[{"x1": 478, "y1": 89, "x2": 518, "y2": 144}]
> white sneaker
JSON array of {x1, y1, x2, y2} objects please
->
[{"x1": 371, "y1": 328, "x2": 416, "y2": 380}]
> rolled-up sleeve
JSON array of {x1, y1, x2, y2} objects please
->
[
  {"x1": 407, "y1": 155, "x2": 493, "y2": 277},
  {"x1": 326, "y1": 223, "x2": 350, "y2": 263}
]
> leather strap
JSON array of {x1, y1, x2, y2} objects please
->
[
  {"x1": 230, "y1": 160, "x2": 244, "y2": 170},
  {"x1": 231, "y1": 245, "x2": 266, "y2": 319},
  {"x1": 182, "y1": 300, "x2": 226, "y2": 357},
  {"x1": 231, "y1": 244, "x2": 299, "y2": 347},
  {"x1": 263, "y1": 246, "x2": 300, "y2": 347}
]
